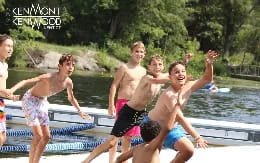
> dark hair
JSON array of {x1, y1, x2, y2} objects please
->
[
  {"x1": 148, "y1": 54, "x2": 163, "y2": 65},
  {"x1": 168, "y1": 61, "x2": 186, "y2": 75},
  {"x1": 140, "y1": 120, "x2": 161, "y2": 142},
  {"x1": 59, "y1": 54, "x2": 76, "y2": 65},
  {"x1": 0, "y1": 35, "x2": 12, "y2": 45}
]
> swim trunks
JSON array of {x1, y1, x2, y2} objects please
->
[
  {"x1": 0, "y1": 98, "x2": 6, "y2": 122},
  {"x1": 142, "y1": 116, "x2": 186, "y2": 151},
  {"x1": 0, "y1": 98, "x2": 6, "y2": 132},
  {"x1": 111, "y1": 104, "x2": 145, "y2": 137},
  {"x1": 205, "y1": 83, "x2": 213, "y2": 89},
  {"x1": 164, "y1": 125, "x2": 186, "y2": 150},
  {"x1": 22, "y1": 90, "x2": 49, "y2": 126},
  {"x1": 116, "y1": 99, "x2": 140, "y2": 136}
]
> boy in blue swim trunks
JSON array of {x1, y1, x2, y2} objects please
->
[
  {"x1": 148, "y1": 50, "x2": 218, "y2": 163},
  {"x1": 10, "y1": 54, "x2": 91, "y2": 163}
]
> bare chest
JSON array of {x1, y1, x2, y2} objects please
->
[
  {"x1": 48, "y1": 79, "x2": 67, "y2": 95},
  {"x1": 0, "y1": 62, "x2": 8, "y2": 80},
  {"x1": 123, "y1": 68, "x2": 145, "y2": 83},
  {"x1": 178, "y1": 89, "x2": 192, "y2": 109}
]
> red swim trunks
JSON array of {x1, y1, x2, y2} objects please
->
[
  {"x1": 0, "y1": 98, "x2": 6, "y2": 123},
  {"x1": 115, "y1": 99, "x2": 140, "y2": 136}
]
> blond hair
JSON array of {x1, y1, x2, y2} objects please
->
[
  {"x1": 148, "y1": 54, "x2": 163, "y2": 65},
  {"x1": 130, "y1": 41, "x2": 145, "y2": 52}
]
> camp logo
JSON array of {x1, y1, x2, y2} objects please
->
[{"x1": 10, "y1": 4, "x2": 61, "y2": 30}]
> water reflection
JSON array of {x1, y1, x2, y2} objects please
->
[{"x1": 185, "y1": 87, "x2": 260, "y2": 124}]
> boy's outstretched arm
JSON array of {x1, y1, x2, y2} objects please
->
[
  {"x1": 66, "y1": 79, "x2": 91, "y2": 119},
  {"x1": 145, "y1": 74, "x2": 170, "y2": 84},
  {"x1": 0, "y1": 89, "x2": 19, "y2": 101},
  {"x1": 190, "y1": 50, "x2": 218, "y2": 92},
  {"x1": 115, "y1": 148, "x2": 134, "y2": 163},
  {"x1": 183, "y1": 52, "x2": 192, "y2": 64},
  {"x1": 108, "y1": 65, "x2": 126, "y2": 116},
  {"x1": 10, "y1": 74, "x2": 48, "y2": 93},
  {"x1": 176, "y1": 110, "x2": 208, "y2": 148}
]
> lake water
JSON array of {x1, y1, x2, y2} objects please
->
[
  {"x1": 1, "y1": 69, "x2": 260, "y2": 158},
  {"x1": 7, "y1": 69, "x2": 260, "y2": 124}
]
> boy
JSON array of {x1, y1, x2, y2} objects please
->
[
  {"x1": 0, "y1": 35, "x2": 20, "y2": 147},
  {"x1": 82, "y1": 55, "x2": 170, "y2": 163},
  {"x1": 108, "y1": 41, "x2": 146, "y2": 163},
  {"x1": 148, "y1": 50, "x2": 218, "y2": 163},
  {"x1": 10, "y1": 54, "x2": 90, "y2": 163},
  {"x1": 115, "y1": 105, "x2": 180, "y2": 163}
]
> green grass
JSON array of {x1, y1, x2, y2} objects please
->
[{"x1": 30, "y1": 41, "x2": 92, "y2": 55}]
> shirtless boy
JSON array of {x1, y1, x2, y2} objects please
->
[
  {"x1": 108, "y1": 47, "x2": 192, "y2": 163},
  {"x1": 108, "y1": 41, "x2": 146, "y2": 163},
  {"x1": 115, "y1": 105, "x2": 180, "y2": 163},
  {"x1": 82, "y1": 55, "x2": 170, "y2": 163},
  {"x1": 10, "y1": 54, "x2": 90, "y2": 163},
  {"x1": 148, "y1": 50, "x2": 218, "y2": 163}
]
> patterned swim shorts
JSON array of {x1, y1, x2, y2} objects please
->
[
  {"x1": 0, "y1": 98, "x2": 6, "y2": 132},
  {"x1": 22, "y1": 90, "x2": 49, "y2": 126}
]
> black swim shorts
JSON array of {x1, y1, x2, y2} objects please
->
[{"x1": 110, "y1": 104, "x2": 146, "y2": 137}]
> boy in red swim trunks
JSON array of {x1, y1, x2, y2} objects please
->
[
  {"x1": 83, "y1": 53, "x2": 171, "y2": 163},
  {"x1": 107, "y1": 41, "x2": 147, "y2": 163}
]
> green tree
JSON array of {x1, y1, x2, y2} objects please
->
[
  {"x1": 0, "y1": 0, "x2": 4, "y2": 12},
  {"x1": 221, "y1": 0, "x2": 256, "y2": 56}
]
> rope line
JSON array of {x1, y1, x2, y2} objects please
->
[
  {"x1": 6, "y1": 114, "x2": 12, "y2": 120},
  {"x1": 0, "y1": 138, "x2": 143, "y2": 152},
  {"x1": 6, "y1": 123, "x2": 96, "y2": 137},
  {"x1": 1, "y1": 113, "x2": 144, "y2": 153}
]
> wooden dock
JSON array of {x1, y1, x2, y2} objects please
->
[{"x1": 230, "y1": 65, "x2": 260, "y2": 81}]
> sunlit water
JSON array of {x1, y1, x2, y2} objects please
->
[{"x1": 1, "y1": 69, "x2": 259, "y2": 158}]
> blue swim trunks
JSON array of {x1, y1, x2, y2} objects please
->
[
  {"x1": 164, "y1": 125, "x2": 186, "y2": 150},
  {"x1": 141, "y1": 116, "x2": 186, "y2": 150},
  {"x1": 205, "y1": 83, "x2": 213, "y2": 89}
]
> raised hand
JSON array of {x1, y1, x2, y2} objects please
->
[
  {"x1": 186, "y1": 52, "x2": 192, "y2": 60},
  {"x1": 184, "y1": 52, "x2": 193, "y2": 64},
  {"x1": 206, "y1": 50, "x2": 219, "y2": 64}
]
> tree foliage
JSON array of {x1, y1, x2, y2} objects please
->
[{"x1": 0, "y1": 0, "x2": 258, "y2": 69}]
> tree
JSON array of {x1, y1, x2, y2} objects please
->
[{"x1": 0, "y1": 0, "x2": 4, "y2": 12}]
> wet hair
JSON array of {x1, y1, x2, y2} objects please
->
[
  {"x1": 130, "y1": 41, "x2": 145, "y2": 52},
  {"x1": 168, "y1": 61, "x2": 186, "y2": 75},
  {"x1": 0, "y1": 35, "x2": 12, "y2": 45},
  {"x1": 140, "y1": 120, "x2": 161, "y2": 142},
  {"x1": 148, "y1": 54, "x2": 163, "y2": 65},
  {"x1": 59, "y1": 54, "x2": 76, "y2": 65}
]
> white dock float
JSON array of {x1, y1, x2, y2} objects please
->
[
  {"x1": 1, "y1": 146, "x2": 260, "y2": 163},
  {"x1": 4, "y1": 100, "x2": 260, "y2": 146}
]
